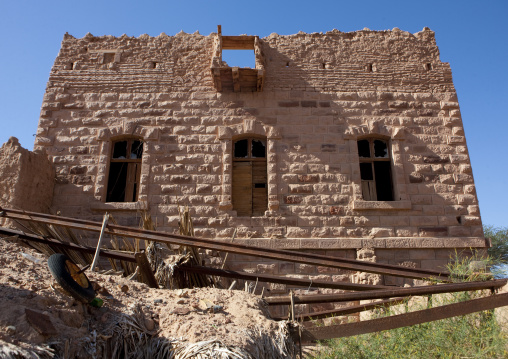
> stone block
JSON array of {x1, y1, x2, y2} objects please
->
[
  {"x1": 409, "y1": 249, "x2": 435, "y2": 260},
  {"x1": 418, "y1": 227, "x2": 448, "y2": 237}
]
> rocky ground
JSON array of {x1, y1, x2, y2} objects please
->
[{"x1": 0, "y1": 238, "x2": 294, "y2": 358}]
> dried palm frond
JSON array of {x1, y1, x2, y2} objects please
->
[
  {"x1": 0, "y1": 339, "x2": 54, "y2": 359},
  {"x1": 176, "y1": 205, "x2": 214, "y2": 288},
  {"x1": 140, "y1": 207, "x2": 214, "y2": 289},
  {"x1": 17, "y1": 219, "x2": 91, "y2": 266},
  {"x1": 101, "y1": 304, "x2": 297, "y2": 359}
]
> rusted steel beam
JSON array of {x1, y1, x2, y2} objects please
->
[
  {"x1": 301, "y1": 292, "x2": 508, "y2": 341},
  {"x1": 178, "y1": 264, "x2": 393, "y2": 291},
  {"x1": 0, "y1": 207, "x2": 450, "y2": 280},
  {"x1": 273, "y1": 297, "x2": 406, "y2": 321},
  {"x1": 0, "y1": 227, "x2": 137, "y2": 262},
  {"x1": 265, "y1": 279, "x2": 507, "y2": 305}
]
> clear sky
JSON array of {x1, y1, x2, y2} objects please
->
[{"x1": 0, "y1": 0, "x2": 506, "y2": 227}]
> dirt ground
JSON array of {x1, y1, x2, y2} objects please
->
[{"x1": 0, "y1": 238, "x2": 292, "y2": 358}]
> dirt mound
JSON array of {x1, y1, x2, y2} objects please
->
[{"x1": 0, "y1": 239, "x2": 295, "y2": 358}]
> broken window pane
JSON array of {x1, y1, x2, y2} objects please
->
[
  {"x1": 112, "y1": 141, "x2": 127, "y2": 159},
  {"x1": 107, "y1": 162, "x2": 127, "y2": 201},
  {"x1": 234, "y1": 139, "x2": 248, "y2": 158},
  {"x1": 358, "y1": 138, "x2": 394, "y2": 201},
  {"x1": 107, "y1": 139, "x2": 143, "y2": 203},
  {"x1": 374, "y1": 140, "x2": 388, "y2": 158},
  {"x1": 357, "y1": 140, "x2": 370, "y2": 158},
  {"x1": 251, "y1": 139, "x2": 266, "y2": 158},
  {"x1": 131, "y1": 140, "x2": 143, "y2": 159}
]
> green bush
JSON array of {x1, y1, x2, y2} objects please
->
[
  {"x1": 484, "y1": 225, "x2": 508, "y2": 266},
  {"x1": 312, "y1": 254, "x2": 508, "y2": 359}
]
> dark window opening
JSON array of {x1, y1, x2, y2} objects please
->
[
  {"x1": 69, "y1": 62, "x2": 75, "y2": 70},
  {"x1": 357, "y1": 140, "x2": 370, "y2": 158},
  {"x1": 251, "y1": 139, "x2": 266, "y2": 158},
  {"x1": 232, "y1": 137, "x2": 267, "y2": 216},
  {"x1": 374, "y1": 162, "x2": 393, "y2": 201},
  {"x1": 112, "y1": 141, "x2": 127, "y2": 158},
  {"x1": 322, "y1": 63, "x2": 326, "y2": 69},
  {"x1": 374, "y1": 140, "x2": 388, "y2": 158},
  {"x1": 106, "y1": 139, "x2": 143, "y2": 202},
  {"x1": 360, "y1": 163, "x2": 373, "y2": 180},
  {"x1": 358, "y1": 138, "x2": 393, "y2": 201},
  {"x1": 425, "y1": 63, "x2": 432, "y2": 71},
  {"x1": 366, "y1": 63, "x2": 373, "y2": 72},
  {"x1": 285, "y1": 62, "x2": 290, "y2": 67},
  {"x1": 234, "y1": 139, "x2": 248, "y2": 158}
]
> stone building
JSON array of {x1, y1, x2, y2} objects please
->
[{"x1": 22, "y1": 26, "x2": 486, "y2": 289}]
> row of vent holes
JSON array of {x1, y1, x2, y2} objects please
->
[
  {"x1": 66, "y1": 60, "x2": 432, "y2": 71},
  {"x1": 284, "y1": 63, "x2": 434, "y2": 71}
]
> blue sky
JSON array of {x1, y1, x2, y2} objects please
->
[{"x1": 0, "y1": 0, "x2": 506, "y2": 227}]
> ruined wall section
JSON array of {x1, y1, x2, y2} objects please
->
[
  {"x1": 0, "y1": 137, "x2": 54, "y2": 225},
  {"x1": 33, "y1": 29, "x2": 483, "y2": 277},
  {"x1": 261, "y1": 28, "x2": 452, "y2": 93}
]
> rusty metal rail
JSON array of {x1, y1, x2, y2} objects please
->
[
  {"x1": 179, "y1": 264, "x2": 393, "y2": 291},
  {"x1": 265, "y1": 279, "x2": 507, "y2": 305},
  {"x1": 0, "y1": 207, "x2": 451, "y2": 281},
  {"x1": 0, "y1": 227, "x2": 388, "y2": 291},
  {"x1": 301, "y1": 292, "x2": 508, "y2": 341},
  {"x1": 273, "y1": 297, "x2": 406, "y2": 321},
  {"x1": 0, "y1": 227, "x2": 137, "y2": 262}
]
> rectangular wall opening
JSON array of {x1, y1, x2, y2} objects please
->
[{"x1": 222, "y1": 49, "x2": 255, "y2": 68}]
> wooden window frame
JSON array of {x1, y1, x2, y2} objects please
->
[
  {"x1": 106, "y1": 138, "x2": 143, "y2": 203},
  {"x1": 358, "y1": 138, "x2": 394, "y2": 201}
]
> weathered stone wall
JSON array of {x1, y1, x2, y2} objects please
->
[
  {"x1": 33, "y1": 28, "x2": 485, "y2": 308},
  {"x1": 0, "y1": 137, "x2": 54, "y2": 226}
]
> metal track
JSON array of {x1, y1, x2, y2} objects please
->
[
  {"x1": 0, "y1": 227, "x2": 137, "y2": 262},
  {"x1": 272, "y1": 297, "x2": 406, "y2": 321},
  {"x1": 302, "y1": 292, "x2": 508, "y2": 341},
  {"x1": 0, "y1": 207, "x2": 451, "y2": 281},
  {"x1": 265, "y1": 279, "x2": 507, "y2": 305},
  {"x1": 179, "y1": 264, "x2": 394, "y2": 291},
  {"x1": 0, "y1": 227, "x2": 392, "y2": 291}
]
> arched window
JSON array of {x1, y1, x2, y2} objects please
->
[
  {"x1": 106, "y1": 138, "x2": 143, "y2": 202},
  {"x1": 232, "y1": 137, "x2": 267, "y2": 216},
  {"x1": 357, "y1": 138, "x2": 394, "y2": 201}
]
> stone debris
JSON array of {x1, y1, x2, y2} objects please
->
[
  {"x1": 0, "y1": 239, "x2": 295, "y2": 358},
  {"x1": 24, "y1": 308, "x2": 58, "y2": 336}
]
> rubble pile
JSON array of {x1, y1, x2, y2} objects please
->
[{"x1": 0, "y1": 239, "x2": 295, "y2": 358}]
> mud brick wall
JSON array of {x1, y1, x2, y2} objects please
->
[
  {"x1": 0, "y1": 137, "x2": 54, "y2": 226},
  {"x1": 33, "y1": 28, "x2": 486, "y2": 301}
]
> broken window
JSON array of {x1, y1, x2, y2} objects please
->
[
  {"x1": 357, "y1": 138, "x2": 394, "y2": 201},
  {"x1": 210, "y1": 26, "x2": 265, "y2": 92},
  {"x1": 232, "y1": 137, "x2": 267, "y2": 216},
  {"x1": 106, "y1": 139, "x2": 143, "y2": 202}
]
